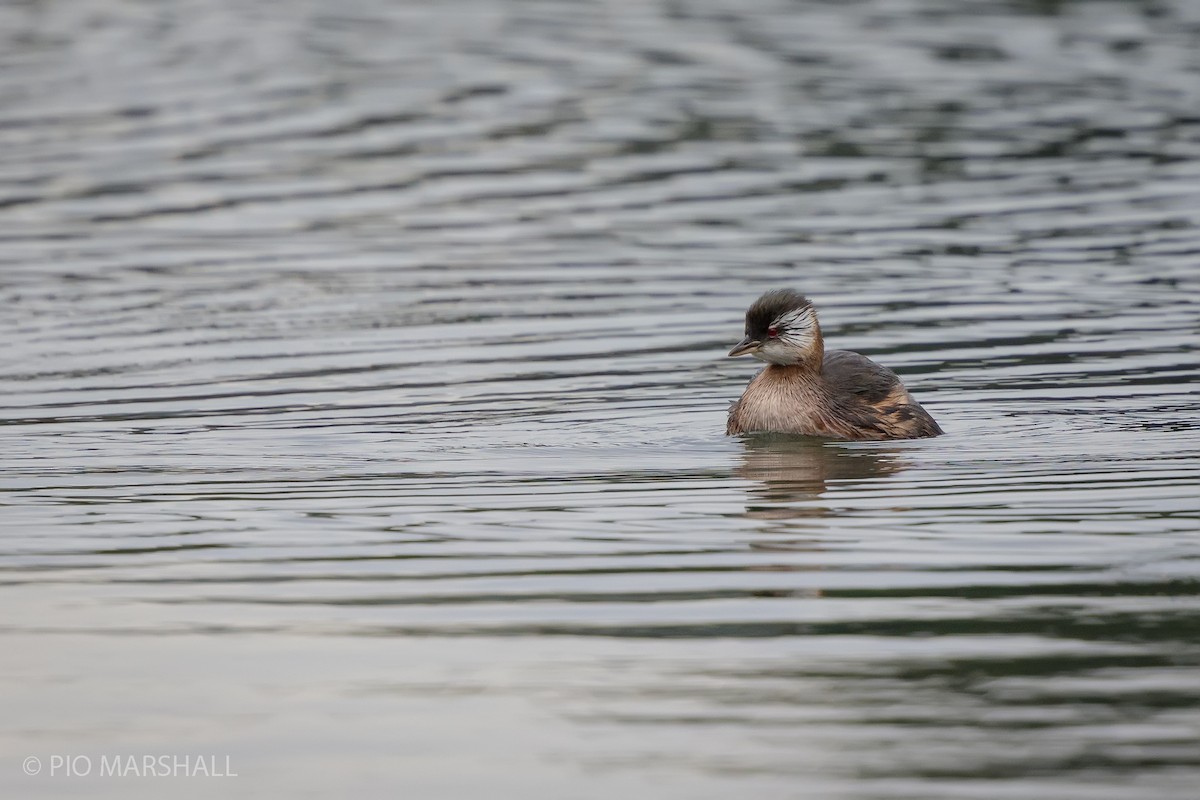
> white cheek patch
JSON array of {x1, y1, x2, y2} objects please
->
[
  {"x1": 755, "y1": 341, "x2": 795, "y2": 365},
  {"x1": 772, "y1": 305, "x2": 816, "y2": 349}
]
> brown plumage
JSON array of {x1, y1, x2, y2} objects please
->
[{"x1": 725, "y1": 290, "x2": 942, "y2": 440}]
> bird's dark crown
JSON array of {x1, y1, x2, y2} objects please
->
[{"x1": 744, "y1": 289, "x2": 813, "y2": 339}]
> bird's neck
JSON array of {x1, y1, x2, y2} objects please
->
[
  {"x1": 765, "y1": 360, "x2": 823, "y2": 385},
  {"x1": 771, "y1": 342, "x2": 824, "y2": 373}
]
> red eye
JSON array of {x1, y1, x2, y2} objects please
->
[{"x1": 767, "y1": 326, "x2": 778, "y2": 338}]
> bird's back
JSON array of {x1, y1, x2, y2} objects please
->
[{"x1": 822, "y1": 350, "x2": 943, "y2": 439}]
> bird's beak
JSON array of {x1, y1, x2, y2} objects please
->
[{"x1": 727, "y1": 336, "x2": 761, "y2": 358}]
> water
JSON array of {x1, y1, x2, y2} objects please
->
[{"x1": 3, "y1": 0, "x2": 1200, "y2": 797}]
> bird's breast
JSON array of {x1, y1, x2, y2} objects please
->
[{"x1": 728, "y1": 370, "x2": 842, "y2": 437}]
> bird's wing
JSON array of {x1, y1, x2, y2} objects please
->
[{"x1": 821, "y1": 350, "x2": 901, "y2": 406}]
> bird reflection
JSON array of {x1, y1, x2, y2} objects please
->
[{"x1": 736, "y1": 434, "x2": 908, "y2": 521}]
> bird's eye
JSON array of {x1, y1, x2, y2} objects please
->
[{"x1": 767, "y1": 326, "x2": 779, "y2": 338}]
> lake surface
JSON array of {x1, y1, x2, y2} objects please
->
[{"x1": 2, "y1": 0, "x2": 1200, "y2": 797}]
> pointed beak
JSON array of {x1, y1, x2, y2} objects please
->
[{"x1": 727, "y1": 336, "x2": 761, "y2": 358}]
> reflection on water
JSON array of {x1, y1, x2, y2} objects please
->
[
  {"x1": 737, "y1": 435, "x2": 909, "y2": 515},
  {"x1": 2, "y1": 0, "x2": 1200, "y2": 797}
]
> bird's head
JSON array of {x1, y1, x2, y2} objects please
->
[{"x1": 727, "y1": 289, "x2": 823, "y2": 367}]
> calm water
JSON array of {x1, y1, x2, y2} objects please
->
[{"x1": 3, "y1": 0, "x2": 1200, "y2": 797}]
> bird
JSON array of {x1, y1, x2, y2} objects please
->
[{"x1": 725, "y1": 289, "x2": 943, "y2": 440}]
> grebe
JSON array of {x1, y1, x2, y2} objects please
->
[{"x1": 726, "y1": 290, "x2": 942, "y2": 440}]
